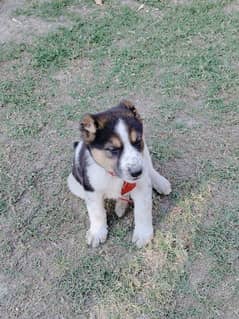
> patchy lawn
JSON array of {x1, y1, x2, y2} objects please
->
[{"x1": 0, "y1": 0, "x2": 238, "y2": 318}]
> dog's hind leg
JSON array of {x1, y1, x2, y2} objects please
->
[
  {"x1": 115, "y1": 197, "x2": 129, "y2": 218},
  {"x1": 150, "y1": 169, "x2": 171, "y2": 195},
  {"x1": 144, "y1": 144, "x2": 172, "y2": 195}
]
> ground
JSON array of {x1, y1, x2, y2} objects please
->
[{"x1": 0, "y1": 0, "x2": 238, "y2": 318}]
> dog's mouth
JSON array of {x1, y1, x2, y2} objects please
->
[
  {"x1": 115, "y1": 169, "x2": 143, "y2": 183},
  {"x1": 126, "y1": 174, "x2": 142, "y2": 181},
  {"x1": 125, "y1": 175, "x2": 142, "y2": 182}
]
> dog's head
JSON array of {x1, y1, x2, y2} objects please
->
[{"x1": 80, "y1": 100, "x2": 144, "y2": 182}]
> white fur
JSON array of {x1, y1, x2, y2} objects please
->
[
  {"x1": 131, "y1": 174, "x2": 153, "y2": 247},
  {"x1": 85, "y1": 192, "x2": 108, "y2": 247},
  {"x1": 115, "y1": 120, "x2": 143, "y2": 182},
  {"x1": 144, "y1": 143, "x2": 172, "y2": 195},
  {"x1": 68, "y1": 119, "x2": 171, "y2": 248},
  {"x1": 67, "y1": 172, "x2": 85, "y2": 199}
]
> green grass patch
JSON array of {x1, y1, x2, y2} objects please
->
[
  {"x1": 0, "y1": 43, "x2": 28, "y2": 63},
  {"x1": 172, "y1": 204, "x2": 239, "y2": 318},
  {"x1": 31, "y1": 7, "x2": 141, "y2": 70},
  {"x1": 59, "y1": 255, "x2": 119, "y2": 307},
  {"x1": 1, "y1": 0, "x2": 239, "y2": 318},
  {"x1": 0, "y1": 77, "x2": 39, "y2": 109},
  {"x1": 0, "y1": 199, "x2": 7, "y2": 216},
  {"x1": 15, "y1": 0, "x2": 78, "y2": 18}
]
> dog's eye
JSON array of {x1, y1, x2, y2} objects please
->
[{"x1": 105, "y1": 147, "x2": 120, "y2": 156}]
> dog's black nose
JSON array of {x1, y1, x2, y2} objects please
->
[{"x1": 129, "y1": 168, "x2": 142, "y2": 178}]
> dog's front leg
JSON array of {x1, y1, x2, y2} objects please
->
[
  {"x1": 85, "y1": 193, "x2": 108, "y2": 248},
  {"x1": 131, "y1": 180, "x2": 153, "y2": 248}
]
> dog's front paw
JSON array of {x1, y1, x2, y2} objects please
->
[
  {"x1": 132, "y1": 227, "x2": 153, "y2": 248},
  {"x1": 86, "y1": 226, "x2": 108, "y2": 248}
]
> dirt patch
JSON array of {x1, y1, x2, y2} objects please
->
[
  {"x1": 45, "y1": 57, "x2": 94, "y2": 114},
  {"x1": 67, "y1": 3, "x2": 106, "y2": 18},
  {"x1": 0, "y1": 274, "x2": 9, "y2": 302},
  {"x1": 0, "y1": 0, "x2": 25, "y2": 13},
  {"x1": 0, "y1": 53, "x2": 32, "y2": 82},
  {"x1": 174, "y1": 113, "x2": 201, "y2": 129},
  {"x1": 120, "y1": 0, "x2": 164, "y2": 18},
  {"x1": 0, "y1": 0, "x2": 71, "y2": 44},
  {"x1": 0, "y1": 15, "x2": 71, "y2": 44},
  {"x1": 166, "y1": 158, "x2": 197, "y2": 183},
  {"x1": 170, "y1": 0, "x2": 193, "y2": 4},
  {"x1": 113, "y1": 38, "x2": 133, "y2": 49},
  {"x1": 224, "y1": 0, "x2": 239, "y2": 14},
  {"x1": 120, "y1": 0, "x2": 139, "y2": 10},
  {"x1": 189, "y1": 254, "x2": 212, "y2": 288}
]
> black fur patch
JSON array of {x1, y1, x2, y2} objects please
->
[
  {"x1": 72, "y1": 144, "x2": 94, "y2": 192},
  {"x1": 73, "y1": 141, "x2": 79, "y2": 149},
  {"x1": 89, "y1": 102, "x2": 143, "y2": 150}
]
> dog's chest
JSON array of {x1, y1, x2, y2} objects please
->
[
  {"x1": 101, "y1": 177, "x2": 137, "y2": 200},
  {"x1": 87, "y1": 165, "x2": 124, "y2": 199},
  {"x1": 99, "y1": 175, "x2": 125, "y2": 199},
  {"x1": 104, "y1": 181, "x2": 123, "y2": 199}
]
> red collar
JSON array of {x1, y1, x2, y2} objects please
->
[
  {"x1": 121, "y1": 181, "x2": 136, "y2": 195},
  {"x1": 109, "y1": 171, "x2": 136, "y2": 195}
]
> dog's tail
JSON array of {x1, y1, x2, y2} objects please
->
[{"x1": 144, "y1": 144, "x2": 172, "y2": 195}]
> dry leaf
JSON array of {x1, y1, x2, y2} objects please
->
[
  {"x1": 137, "y1": 4, "x2": 144, "y2": 11},
  {"x1": 95, "y1": 0, "x2": 103, "y2": 5}
]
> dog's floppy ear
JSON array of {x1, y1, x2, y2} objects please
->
[
  {"x1": 80, "y1": 114, "x2": 97, "y2": 143},
  {"x1": 120, "y1": 99, "x2": 142, "y2": 121}
]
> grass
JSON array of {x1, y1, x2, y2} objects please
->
[
  {"x1": 0, "y1": 0, "x2": 238, "y2": 318},
  {"x1": 15, "y1": 0, "x2": 79, "y2": 18}
]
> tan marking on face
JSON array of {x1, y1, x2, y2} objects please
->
[
  {"x1": 110, "y1": 136, "x2": 122, "y2": 148},
  {"x1": 130, "y1": 129, "x2": 144, "y2": 152},
  {"x1": 91, "y1": 148, "x2": 116, "y2": 172},
  {"x1": 130, "y1": 129, "x2": 137, "y2": 143}
]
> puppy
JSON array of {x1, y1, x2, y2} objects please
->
[{"x1": 67, "y1": 100, "x2": 171, "y2": 248}]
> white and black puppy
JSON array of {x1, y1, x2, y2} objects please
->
[{"x1": 67, "y1": 100, "x2": 171, "y2": 248}]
